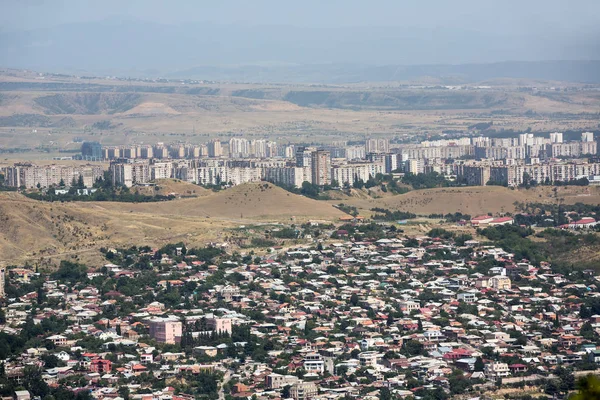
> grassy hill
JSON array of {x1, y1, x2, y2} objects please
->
[
  {"x1": 86, "y1": 182, "x2": 346, "y2": 220},
  {"x1": 327, "y1": 185, "x2": 600, "y2": 216},
  {"x1": 0, "y1": 183, "x2": 344, "y2": 266}
]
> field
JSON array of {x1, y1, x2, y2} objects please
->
[
  {"x1": 0, "y1": 183, "x2": 345, "y2": 267},
  {"x1": 1, "y1": 69, "x2": 599, "y2": 152}
]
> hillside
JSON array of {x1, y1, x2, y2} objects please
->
[
  {"x1": 0, "y1": 183, "x2": 344, "y2": 266},
  {"x1": 133, "y1": 179, "x2": 212, "y2": 198},
  {"x1": 86, "y1": 182, "x2": 346, "y2": 220},
  {"x1": 1, "y1": 71, "x2": 600, "y2": 152},
  {"x1": 328, "y1": 185, "x2": 600, "y2": 216}
]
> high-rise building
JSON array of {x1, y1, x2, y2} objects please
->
[
  {"x1": 549, "y1": 132, "x2": 563, "y2": 143},
  {"x1": 365, "y1": 138, "x2": 390, "y2": 154},
  {"x1": 81, "y1": 142, "x2": 103, "y2": 161},
  {"x1": 208, "y1": 140, "x2": 223, "y2": 158},
  {"x1": 582, "y1": 132, "x2": 595, "y2": 142},
  {"x1": 229, "y1": 138, "x2": 249, "y2": 158},
  {"x1": 311, "y1": 150, "x2": 331, "y2": 186},
  {"x1": 153, "y1": 144, "x2": 169, "y2": 159},
  {"x1": 295, "y1": 146, "x2": 315, "y2": 168},
  {"x1": 110, "y1": 161, "x2": 151, "y2": 187}
]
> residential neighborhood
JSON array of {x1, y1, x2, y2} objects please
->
[{"x1": 1, "y1": 218, "x2": 600, "y2": 400}]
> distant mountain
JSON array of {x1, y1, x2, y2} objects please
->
[
  {"x1": 1, "y1": 19, "x2": 600, "y2": 83},
  {"x1": 167, "y1": 61, "x2": 600, "y2": 84}
]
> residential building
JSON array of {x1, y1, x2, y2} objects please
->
[
  {"x1": 148, "y1": 318, "x2": 182, "y2": 344},
  {"x1": 290, "y1": 382, "x2": 318, "y2": 400}
]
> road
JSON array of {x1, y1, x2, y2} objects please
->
[{"x1": 219, "y1": 368, "x2": 233, "y2": 400}]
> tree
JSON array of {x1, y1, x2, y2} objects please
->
[
  {"x1": 580, "y1": 304, "x2": 592, "y2": 319},
  {"x1": 571, "y1": 375, "x2": 600, "y2": 400},
  {"x1": 474, "y1": 357, "x2": 485, "y2": 372},
  {"x1": 118, "y1": 386, "x2": 130, "y2": 400},
  {"x1": 545, "y1": 379, "x2": 559, "y2": 396},
  {"x1": 379, "y1": 387, "x2": 392, "y2": 400},
  {"x1": 556, "y1": 366, "x2": 575, "y2": 393},
  {"x1": 350, "y1": 293, "x2": 359, "y2": 306},
  {"x1": 403, "y1": 340, "x2": 424, "y2": 356},
  {"x1": 281, "y1": 385, "x2": 291, "y2": 398},
  {"x1": 449, "y1": 370, "x2": 469, "y2": 395},
  {"x1": 387, "y1": 313, "x2": 394, "y2": 327}
]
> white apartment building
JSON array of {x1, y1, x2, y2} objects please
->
[
  {"x1": 330, "y1": 162, "x2": 385, "y2": 186},
  {"x1": 484, "y1": 362, "x2": 510, "y2": 379},
  {"x1": 263, "y1": 166, "x2": 309, "y2": 188},
  {"x1": 110, "y1": 161, "x2": 151, "y2": 187},
  {"x1": 196, "y1": 166, "x2": 262, "y2": 186},
  {"x1": 303, "y1": 353, "x2": 325, "y2": 374},
  {"x1": 365, "y1": 138, "x2": 390, "y2": 154},
  {"x1": 359, "y1": 351, "x2": 383, "y2": 368},
  {"x1": 151, "y1": 162, "x2": 173, "y2": 180},
  {"x1": 5, "y1": 164, "x2": 104, "y2": 189}
]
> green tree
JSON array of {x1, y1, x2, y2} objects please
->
[
  {"x1": 571, "y1": 375, "x2": 600, "y2": 400},
  {"x1": 474, "y1": 357, "x2": 485, "y2": 372}
]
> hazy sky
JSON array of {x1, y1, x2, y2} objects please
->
[
  {"x1": 2, "y1": 0, "x2": 599, "y2": 33},
  {"x1": 1, "y1": 0, "x2": 599, "y2": 76}
]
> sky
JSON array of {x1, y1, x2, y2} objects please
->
[
  {"x1": 2, "y1": 0, "x2": 599, "y2": 33},
  {"x1": 1, "y1": 0, "x2": 599, "y2": 77}
]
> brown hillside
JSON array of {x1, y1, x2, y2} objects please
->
[
  {"x1": 0, "y1": 183, "x2": 343, "y2": 266},
  {"x1": 86, "y1": 182, "x2": 346, "y2": 221},
  {"x1": 133, "y1": 179, "x2": 212, "y2": 198},
  {"x1": 0, "y1": 191, "x2": 235, "y2": 267},
  {"x1": 328, "y1": 185, "x2": 600, "y2": 216}
]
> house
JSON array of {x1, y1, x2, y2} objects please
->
[
  {"x1": 359, "y1": 351, "x2": 382, "y2": 368},
  {"x1": 471, "y1": 215, "x2": 495, "y2": 226},
  {"x1": 484, "y1": 362, "x2": 510, "y2": 379},
  {"x1": 206, "y1": 317, "x2": 232, "y2": 335},
  {"x1": 14, "y1": 391, "x2": 30, "y2": 400},
  {"x1": 489, "y1": 217, "x2": 514, "y2": 226},
  {"x1": 90, "y1": 359, "x2": 112, "y2": 373},
  {"x1": 489, "y1": 275, "x2": 511, "y2": 290},
  {"x1": 568, "y1": 217, "x2": 597, "y2": 229},
  {"x1": 509, "y1": 364, "x2": 528, "y2": 373},
  {"x1": 398, "y1": 300, "x2": 420, "y2": 313},
  {"x1": 265, "y1": 373, "x2": 299, "y2": 389},
  {"x1": 46, "y1": 335, "x2": 68, "y2": 346},
  {"x1": 303, "y1": 353, "x2": 325, "y2": 374},
  {"x1": 588, "y1": 349, "x2": 600, "y2": 363},
  {"x1": 140, "y1": 353, "x2": 153, "y2": 364},
  {"x1": 457, "y1": 293, "x2": 477, "y2": 303},
  {"x1": 193, "y1": 346, "x2": 218, "y2": 358},
  {"x1": 290, "y1": 382, "x2": 319, "y2": 400},
  {"x1": 423, "y1": 330, "x2": 445, "y2": 342}
]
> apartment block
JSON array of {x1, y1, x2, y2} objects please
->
[{"x1": 148, "y1": 317, "x2": 182, "y2": 344}]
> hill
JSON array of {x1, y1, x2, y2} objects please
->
[
  {"x1": 133, "y1": 179, "x2": 212, "y2": 198},
  {"x1": 86, "y1": 182, "x2": 346, "y2": 220},
  {"x1": 0, "y1": 183, "x2": 344, "y2": 266},
  {"x1": 328, "y1": 185, "x2": 600, "y2": 216},
  {"x1": 1, "y1": 71, "x2": 599, "y2": 153}
]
